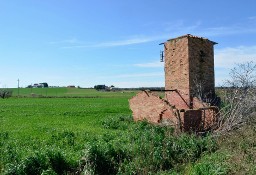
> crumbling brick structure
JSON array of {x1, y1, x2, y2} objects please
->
[{"x1": 129, "y1": 34, "x2": 219, "y2": 132}]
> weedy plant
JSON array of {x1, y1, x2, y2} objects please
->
[
  {"x1": 81, "y1": 117, "x2": 218, "y2": 175},
  {"x1": 3, "y1": 147, "x2": 77, "y2": 175}
]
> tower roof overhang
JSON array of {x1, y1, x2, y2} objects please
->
[{"x1": 165, "y1": 34, "x2": 218, "y2": 45}]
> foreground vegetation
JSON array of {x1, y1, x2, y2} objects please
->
[{"x1": 0, "y1": 88, "x2": 256, "y2": 174}]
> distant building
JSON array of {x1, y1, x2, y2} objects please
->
[
  {"x1": 27, "y1": 82, "x2": 48, "y2": 88},
  {"x1": 67, "y1": 85, "x2": 76, "y2": 88},
  {"x1": 33, "y1": 84, "x2": 41, "y2": 88}
]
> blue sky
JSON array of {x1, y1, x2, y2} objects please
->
[{"x1": 0, "y1": 0, "x2": 256, "y2": 88}]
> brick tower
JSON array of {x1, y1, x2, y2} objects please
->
[
  {"x1": 164, "y1": 34, "x2": 217, "y2": 109},
  {"x1": 129, "y1": 34, "x2": 219, "y2": 132}
]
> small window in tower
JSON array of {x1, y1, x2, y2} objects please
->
[{"x1": 199, "y1": 50, "x2": 206, "y2": 62}]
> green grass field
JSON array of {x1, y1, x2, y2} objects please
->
[
  {"x1": 0, "y1": 90, "x2": 136, "y2": 174},
  {"x1": 1, "y1": 88, "x2": 255, "y2": 174}
]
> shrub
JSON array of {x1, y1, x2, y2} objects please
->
[
  {"x1": 47, "y1": 150, "x2": 73, "y2": 174},
  {"x1": 4, "y1": 149, "x2": 76, "y2": 175},
  {"x1": 189, "y1": 152, "x2": 229, "y2": 175},
  {"x1": 82, "y1": 121, "x2": 218, "y2": 174},
  {"x1": 216, "y1": 61, "x2": 256, "y2": 135},
  {"x1": 50, "y1": 130, "x2": 76, "y2": 146},
  {"x1": 102, "y1": 115, "x2": 133, "y2": 130},
  {"x1": 0, "y1": 89, "x2": 12, "y2": 99}
]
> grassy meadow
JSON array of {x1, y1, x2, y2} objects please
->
[{"x1": 0, "y1": 88, "x2": 255, "y2": 174}]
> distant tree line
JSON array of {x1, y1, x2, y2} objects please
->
[{"x1": 27, "y1": 82, "x2": 48, "y2": 88}]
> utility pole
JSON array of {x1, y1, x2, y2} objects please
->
[{"x1": 17, "y1": 79, "x2": 20, "y2": 96}]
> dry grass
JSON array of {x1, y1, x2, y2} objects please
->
[{"x1": 217, "y1": 113, "x2": 256, "y2": 174}]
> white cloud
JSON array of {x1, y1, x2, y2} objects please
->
[
  {"x1": 160, "y1": 20, "x2": 256, "y2": 38},
  {"x1": 248, "y1": 16, "x2": 256, "y2": 20},
  {"x1": 215, "y1": 45, "x2": 256, "y2": 69},
  {"x1": 134, "y1": 61, "x2": 164, "y2": 68},
  {"x1": 202, "y1": 26, "x2": 256, "y2": 37},
  {"x1": 96, "y1": 38, "x2": 153, "y2": 47},
  {"x1": 61, "y1": 37, "x2": 155, "y2": 49},
  {"x1": 56, "y1": 18, "x2": 256, "y2": 49},
  {"x1": 214, "y1": 45, "x2": 256, "y2": 86},
  {"x1": 49, "y1": 38, "x2": 80, "y2": 45},
  {"x1": 215, "y1": 68, "x2": 230, "y2": 87},
  {"x1": 59, "y1": 21, "x2": 207, "y2": 49}
]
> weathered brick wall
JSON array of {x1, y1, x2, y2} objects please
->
[
  {"x1": 192, "y1": 97, "x2": 210, "y2": 109},
  {"x1": 129, "y1": 91, "x2": 219, "y2": 132},
  {"x1": 165, "y1": 37, "x2": 189, "y2": 92},
  {"x1": 201, "y1": 107, "x2": 219, "y2": 130},
  {"x1": 188, "y1": 36, "x2": 215, "y2": 97},
  {"x1": 165, "y1": 91, "x2": 190, "y2": 109},
  {"x1": 181, "y1": 107, "x2": 219, "y2": 132},
  {"x1": 129, "y1": 91, "x2": 178, "y2": 126},
  {"x1": 164, "y1": 34, "x2": 216, "y2": 107},
  {"x1": 164, "y1": 36, "x2": 191, "y2": 108}
]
